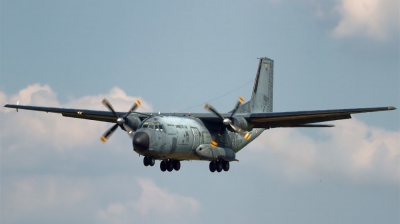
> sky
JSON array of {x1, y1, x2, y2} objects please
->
[{"x1": 0, "y1": 0, "x2": 399, "y2": 223}]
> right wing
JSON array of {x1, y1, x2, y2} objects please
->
[{"x1": 244, "y1": 106, "x2": 396, "y2": 128}]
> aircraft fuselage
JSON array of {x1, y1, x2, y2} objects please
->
[{"x1": 132, "y1": 115, "x2": 264, "y2": 161}]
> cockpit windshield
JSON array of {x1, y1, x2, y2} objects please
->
[{"x1": 140, "y1": 122, "x2": 164, "y2": 131}]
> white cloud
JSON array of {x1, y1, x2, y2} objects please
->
[
  {"x1": 1, "y1": 176, "x2": 89, "y2": 223},
  {"x1": 1, "y1": 84, "x2": 152, "y2": 150},
  {"x1": 134, "y1": 178, "x2": 201, "y2": 214},
  {"x1": 2, "y1": 175, "x2": 202, "y2": 224},
  {"x1": 332, "y1": 0, "x2": 398, "y2": 41},
  {"x1": 246, "y1": 118, "x2": 400, "y2": 184},
  {"x1": 1, "y1": 85, "x2": 202, "y2": 223},
  {"x1": 97, "y1": 178, "x2": 201, "y2": 224}
]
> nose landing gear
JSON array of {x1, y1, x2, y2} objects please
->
[{"x1": 143, "y1": 156, "x2": 155, "y2": 166}]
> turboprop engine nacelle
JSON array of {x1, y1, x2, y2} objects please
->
[
  {"x1": 231, "y1": 116, "x2": 252, "y2": 132},
  {"x1": 195, "y1": 144, "x2": 236, "y2": 161},
  {"x1": 124, "y1": 114, "x2": 141, "y2": 131}
]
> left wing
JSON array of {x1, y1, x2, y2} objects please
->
[{"x1": 4, "y1": 104, "x2": 150, "y2": 123}]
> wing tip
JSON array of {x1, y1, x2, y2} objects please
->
[{"x1": 388, "y1": 106, "x2": 397, "y2": 110}]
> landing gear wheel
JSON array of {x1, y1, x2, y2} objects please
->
[
  {"x1": 209, "y1": 162, "x2": 216, "y2": 172},
  {"x1": 160, "y1": 160, "x2": 166, "y2": 172},
  {"x1": 143, "y1": 156, "x2": 149, "y2": 166},
  {"x1": 216, "y1": 161, "x2": 223, "y2": 172},
  {"x1": 167, "y1": 160, "x2": 174, "y2": 172},
  {"x1": 148, "y1": 156, "x2": 155, "y2": 166},
  {"x1": 223, "y1": 161, "x2": 230, "y2": 171},
  {"x1": 173, "y1": 161, "x2": 181, "y2": 171}
]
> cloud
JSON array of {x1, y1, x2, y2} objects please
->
[
  {"x1": 134, "y1": 178, "x2": 201, "y2": 214},
  {"x1": 2, "y1": 175, "x2": 201, "y2": 224},
  {"x1": 1, "y1": 84, "x2": 152, "y2": 150},
  {"x1": 97, "y1": 178, "x2": 201, "y2": 224},
  {"x1": 1, "y1": 176, "x2": 90, "y2": 224},
  {"x1": 1, "y1": 85, "x2": 203, "y2": 223},
  {"x1": 246, "y1": 118, "x2": 399, "y2": 184},
  {"x1": 332, "y1": 0, "x2": 398, "y2": 41}
]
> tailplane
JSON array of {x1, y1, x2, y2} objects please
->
[{"x1": 237, "y1": 57, "x2": 274, "y2": 113}]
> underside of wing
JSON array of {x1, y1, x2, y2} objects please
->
[
  {"x1": 3, "y1": 104, "x2": 150, "y2": 123},
  {"x1": 246, "y1": 106, "x2": 396, "y2": 128}
]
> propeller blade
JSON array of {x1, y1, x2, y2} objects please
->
[
  {"x1": 100, "y1": 124, "x2": 119, "y2": 143},
  {"x1": 230, "y1": 96, "x2": 244, "y2": 119},
  {"x1": 204, "y1": 104, "x2": 225, "y2": 121},
  {"x1": 123, "y1": 100, "x2": 141, "y2": 119},
  {"x1": 102, "y1": 98, "x2": 119, "y2": 118},
  {"x1": 230, "y1": 123, "x2": 252, "y2": 140}
]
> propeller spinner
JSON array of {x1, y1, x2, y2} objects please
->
[{"x1": 100, "y1": 98, "x2": 141, "y2": 143}]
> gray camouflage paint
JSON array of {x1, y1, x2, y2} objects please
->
[{"x1": 133, "y1": 58, "x2": 273, "y2": 161}]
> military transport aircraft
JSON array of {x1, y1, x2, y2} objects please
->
[{"x1": 4, "y1": 57, "x2": 396, "y2": 173}]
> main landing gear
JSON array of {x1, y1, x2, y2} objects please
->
[
  {"x1": 209, "y1": 160, "x2": 230, "y2": 173},
  {"x1": 160, "y1": 160, "x2": 181, "y2": 172},
  {"x1": 142, "y1": 156, "x2": 181, "y2": 172}
]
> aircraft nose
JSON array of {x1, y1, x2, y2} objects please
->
[{"x1": 133, "y1": 132, "x2": 149, "y2": 151}]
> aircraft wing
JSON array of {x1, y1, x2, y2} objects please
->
[
  {"x1": 3, "y1": 104, "x2": 150, "y2": 123},
  {"x1": 3, "y1": 104, "x2": 396, "y2": 129},
  {"x1": 244, "y1": 106, "x2": 396, "y2": 128}
]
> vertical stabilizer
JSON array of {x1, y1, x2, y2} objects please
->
[{"x1": 237, "y1": 57, "x2": 274, "y2": 113}]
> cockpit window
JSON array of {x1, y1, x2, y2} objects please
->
[{"x1": 140, "y1": 121, "x2": 164, "y2": 132}]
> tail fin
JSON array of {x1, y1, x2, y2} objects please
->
[{"x1": 237, "y1": 57, "x2": 274, "y2": 113}]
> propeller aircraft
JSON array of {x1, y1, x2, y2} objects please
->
[{"x1": 4, "y1": 57, "x2": 396, "y2": 173}]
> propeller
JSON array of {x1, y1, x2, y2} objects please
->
[
  {"x1": 204, "y1": 96, "x2": 252, "y2": 143},
  {"x1": 100, "y1": 98, "x2": 141, "y2": 143}
]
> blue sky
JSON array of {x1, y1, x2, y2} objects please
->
[{"x1": 1, "y1": 1, "x2": 399, "y2": 223}]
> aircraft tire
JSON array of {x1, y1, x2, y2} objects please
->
[
  {"x1": 167, "y1": 160, "x2": 174, "y2": 172},
  {"x1": 143, "y1": 156, "x2": 149, "y2": 166},
  {"x1": 173, "y1": 161, "x2": 181, "y2": 171},
  {"x1": 160, "y1": 161, "x2": 167, "y2": 172},
  {"x1": 148, "y1": 156, "x2": 155, "y2": 166},
  {"x1": 216, "y1": 161, "x2": 223, "y2": 172},
  {"x1": 223, "y1": 161, "x2": 230, "y2": 171},
  {"x1": 209, "y1": 162, "x2": 216, "y2": 172}
]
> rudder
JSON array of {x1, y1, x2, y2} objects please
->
[{"x1": 237, "y1": 57, "x2": 274, "y2": 113}]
